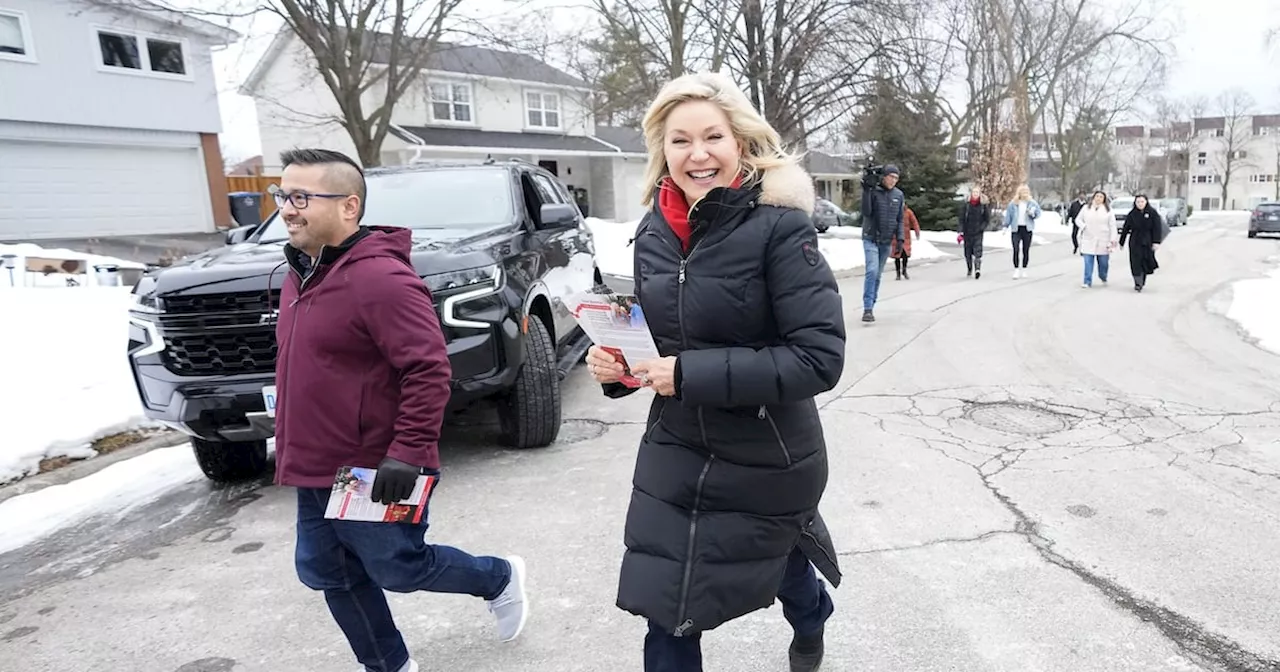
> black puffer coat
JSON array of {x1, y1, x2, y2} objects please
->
[
  {"x1": 958, "y1": 199, "x2": 991, "y2": 237},
  {"x1": 604, "y1": 162, "x2": 846, "y2": 637},
  {"x1": 1120, "y1": 205, "x2": 1163, "y2": 275}
]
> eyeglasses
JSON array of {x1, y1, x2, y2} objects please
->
[{"x1": 269, "y1": 187, "x2": 351, "y2": 210}]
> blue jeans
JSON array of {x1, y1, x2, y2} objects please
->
[
  {"x1": 862, "y1": 239, "x2": 892, "y2": 310},
  {"x1": 643, "y1": 547, "x2": 834, "y2": 672},
  {"x1": 1082, "y1": 253, "x2": 1110, "y2": 286},
  {"x1": 295, "y1": 486, "x2": 512, "y2": 672}
]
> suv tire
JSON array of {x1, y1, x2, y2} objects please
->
[
  {"x1": 192, "y1": 438, "x2": 269, "y2": 482},
  {"x1": 497, "y1": 316, "x2": 561, "y2": 448}
]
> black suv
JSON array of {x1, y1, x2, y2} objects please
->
[{"x1": 127, "y1": 160, "x2": 600, "y2": 481}]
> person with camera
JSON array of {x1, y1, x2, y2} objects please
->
[{"x1": 859, "y1": 163, "x2": 905, "y2": 323}]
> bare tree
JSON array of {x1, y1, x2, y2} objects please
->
[{"x1": 1212, "y1": 90, "x2": 1257, "y2": 209}]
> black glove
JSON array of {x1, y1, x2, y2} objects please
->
[{"x1": 370, "y1": 457, "x2": 420, "y2": 505}]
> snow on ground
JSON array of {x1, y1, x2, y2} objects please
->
[
  {"x1": 0, "y1": 242, "x2": 145, "y2": 289},
  {"x1": 1226, "y1": 260, "x2": 1280, "y2": 356},
  {"x1": 0, "y1": 440, "x2": 210, "y2": 555},
  {"x1": 0, "y1": 286, "x2": 160, "y2": 484},
  {"x1": 586, "y1": 218, "x2": 951, "y2": 277}
]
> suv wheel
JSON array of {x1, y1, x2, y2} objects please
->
[
  {"x1": 1248, "y1": 231, "x2": 1257, "y2": 238},
  {"x1": 191, "y1": 438, "x2": 269, "y2": 482},
  {"x1": 497, "y1": 316, "x2": 561, "y2": 448}
]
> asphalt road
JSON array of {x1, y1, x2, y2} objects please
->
[{"x1": 3, "y1": 214, "x2": 1280, "y2": 672}]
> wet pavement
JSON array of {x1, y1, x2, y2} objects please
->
[{"x1": 3, "y1": 214, "x2": 1280, "y2": 671}]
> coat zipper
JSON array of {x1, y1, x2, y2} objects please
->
[
  {"x1": 758, "y1": 405, "x2": 792, "y2": 466},
  {"x1": 673, "y1": 455, "x2": 713, "y2": 636}
]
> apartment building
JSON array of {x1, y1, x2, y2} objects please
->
[{"x1": 1187, "y1": 113, "x2": 1280, "y2": 211}]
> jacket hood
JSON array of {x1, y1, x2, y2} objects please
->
[{"x1": 756, "y1": 161, "x2": 817, "y2": 215}]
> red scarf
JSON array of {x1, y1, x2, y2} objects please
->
[
  {"x1": 657, "y1": 173, "x2": 744, "y2": 251},
  {"x1": 968, "y1": 197, "x2": 981, "y2": 205}
]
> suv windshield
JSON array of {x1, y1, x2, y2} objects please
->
[
  {"x1": 1257, "y1": 203, "x2": 1280, "y2": 212},
  {"x1": 259, "y1": 167, "x2": 514, "y2": 242},
  {"x1": 1112, "y1": 198, "x2": 1134, "y2": 212}
]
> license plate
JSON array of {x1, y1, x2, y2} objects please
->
[
  {"x1": 1269, "y1": 215, "x2": 1278, "y2": 221},
  {"x1": 262, "y1": 384, "x2": 277, "y2": 418}
]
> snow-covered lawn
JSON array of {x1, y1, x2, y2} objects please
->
[
  {"x1": 1226, "y1": 260, "x2": 1280, "y2": 356},
  {"x1": 0, "y1": 242, "x2": 144, "y2": 288},
  {"x1": 0, "y1": 286, "x2": 161, "y2": 484},
  {"x1": 585, "y1": 217, "x2": 951, "y2": 277}
]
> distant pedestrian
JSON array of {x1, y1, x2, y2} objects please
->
[
  {"x1": 860, "y1": 164, "x2": 905, "y2": 322},
  {"x1": 957, "y1": 186, "x2": 991, "y2": 278},
  {"x1": 1066, "y1": 191, "x2": 1088, "y2": 255},
  {"x1": 1075, "y1": 190, "x2": 1118, "y2": 288},
  {"x1": 892, "y1": 205, "x2": 922, "y2": 280},
  {"x1": 1002, "y1": 184, "x2": 1042, "y2": 278},
  {"x1": 1119, "y1": 194, "x2": 1164, "y2": 292},
  {"x1": 272, "y1": 148, "x2": 528, "y2": 672}
]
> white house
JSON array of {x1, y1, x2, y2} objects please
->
[
  {"x1": 0, "y1": 0, "x2": 239, "y2": 240},
  {"x1": 1187, "y1": 113, "x2": 1280, "y2": 211},
  {"x1": 240, "y1": 30, "x2": 651, "y2": 222}
]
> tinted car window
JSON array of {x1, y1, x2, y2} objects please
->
[
  {"x1": 1257, "y1": 203, "x2": 1280, "y2": 212},
  {"x1": 260, "y1": 168, "x2": 514, "y2": 242}
]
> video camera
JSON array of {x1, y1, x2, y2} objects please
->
[{"x1": 860, "y1": 163, "x2": 886, "y2": 190}]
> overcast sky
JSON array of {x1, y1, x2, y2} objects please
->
[{"x1": 209, "y1": 0, "x2": 1280, "y2": 163}]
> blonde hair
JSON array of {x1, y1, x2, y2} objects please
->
[
  {"x1": 639, "y1": 71, "x2": 799, "y2": 208},
  {"x1": 1015, "y1": 184, "x2": 1032, "y2": 201}
]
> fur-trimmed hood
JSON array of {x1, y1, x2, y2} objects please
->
[{"x1": 755, "y1": 161, "x2": 817, "y2": 216}]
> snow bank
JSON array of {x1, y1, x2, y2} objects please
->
[
  {"x1": 1226, "y1": 265, "x2": 1280, "y2": 355},
  {"x1": 0, "y1": 243, "x2": 145, "y2": 289},
  {"x1": 0, "y1": 287, "x2": 160, "y2": 483},
  {"x1": 0, "y1": 441, "x2": 209, "y2": 555}
]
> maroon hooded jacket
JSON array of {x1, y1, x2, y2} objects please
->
[{"x1": 273, "y1": 226, "x2": 451, "y2": 488}]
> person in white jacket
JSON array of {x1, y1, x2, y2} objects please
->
[{"x1": 1075, "y1": 190, "x2": 1120, "y2": 288}]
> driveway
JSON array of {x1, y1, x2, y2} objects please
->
[{"x1": 2, "y1": 214, "x2": 1279, "y2": 671}]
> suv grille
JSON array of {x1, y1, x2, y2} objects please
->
[
  {"x1": 163, "y1": 331, "x2": 277, "y2": 375},
  {"x1": 158, "y1": 290, "x2": 280, "y2": 375}
]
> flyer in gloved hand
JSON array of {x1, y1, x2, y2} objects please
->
[
  {"x1": 570, "y1": 289, "x2": 661, "y2": 388},
  {"x1": 325, "y1": 466, "x2": 437, "y2": 523}
]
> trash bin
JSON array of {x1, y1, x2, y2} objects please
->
[
  {"x1": 94, "y1": 263, "x2": 121, "y2": 286},
  {"x1": 228, "y1": 191, "x2": 264, "y2": 227}
]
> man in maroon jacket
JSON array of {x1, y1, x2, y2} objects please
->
[{"x1": 271, "y1": 148, "x2": 527, "y2": 672}]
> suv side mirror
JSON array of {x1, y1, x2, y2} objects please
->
[
  {"x1": 539, "y1": 203, "x2": 578, "y2": 230},
  {"x1": 225, "y1": 224, "x2": 256, "y2": 245}
]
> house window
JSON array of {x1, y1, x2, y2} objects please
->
[
  {"x1": 956, "y1": 147, "x2": 970, "y2": 162},
  {"x1": 1197, "y1": 152, "x2": 1207, "y2": 166},
  {"x1": 0, "y1": 8, "x2": 35, "y2": 62},
  {"x1": 427, "y1": 81, "x2": 472, "y2": 123},
  {"x1": 95, "y1": 27, "x2": 187, "y2": 76},
  {"x1": 526, "y1": 91, "x2": 560, "y2": 129}
]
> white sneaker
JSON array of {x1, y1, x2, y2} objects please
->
[
  {"x1": 1081, "y1": 283, "x2": 1089, "y2": 288},
  {"x1": 487, "y1": 555, "x2": 528, "y2": 642},
  {"x1": 1013, "y1": 270, "x2": 1020, "y2": 279}
]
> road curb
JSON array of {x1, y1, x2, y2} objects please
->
[{"x1": 0, "y1": 431, "x2": 190, "y2": 505}]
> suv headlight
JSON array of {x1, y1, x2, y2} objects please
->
[
  {"x1": 130, "y1": 292, "x2": 160, "y2": 314},
  {"x1": 424, "y1": 264, "x2": 503, "y2": 329}
]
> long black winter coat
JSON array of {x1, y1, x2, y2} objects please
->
[
  {"x1": 605, "y1": 162, "x2": 847, "y2": 637},
  {"x1": 1120, "y1": 206, "x2": 1163, "y2": 275}
]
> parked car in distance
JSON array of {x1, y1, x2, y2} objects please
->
[
  {"x1": 1111, "y1": 197, "x2": 1135, "y2": 230},
  {"x1": 1249, "y1": 202, "x2": 1280, "y2": 238},
  {"x1": 126, "y1": 159, "x2": 600, "y2": 482},
  {"x1": 1159, "y1": 198, "x2": 1188, "y2": 227},
  {"x1": 813, "y1": 197, "x2": 854, "y2": 232}
]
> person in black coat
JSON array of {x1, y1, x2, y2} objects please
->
[
  {"x1": 957, "y1": 185, "x2": 991, "y2": 278},
  {"x1": 1066, "y1": 191, "x2": 1088, "y2": 254},
  {"x1": 583, "y1": 71, "x2": 846, "y2": 672},
  {"x1": 1119, "y1": 193, "x2": 1164, "y2": 292}
]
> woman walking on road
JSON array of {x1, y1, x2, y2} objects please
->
[
  {"x1": 1003, "y1": 184, "x2": 1042, "y2": 278},
  {"x1": 1076, "y1": 190, "x2": 1118, "y2": 288},
  {"x1": 957, "y1": 186, "x2": 991, "y2": 278},
  {"x1": 583, "y1": 71, "x2": 845, "y2": 672},
  {"x1": 1120, "y1": 194, "x2": 1164, "y2": 292},
  {"x1": 892, "y1": 205, "x2": 922, "y2": 280}
]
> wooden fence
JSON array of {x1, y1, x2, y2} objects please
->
[{"x1": 226, "y1": 175, "x2": 281, "y2": 223}]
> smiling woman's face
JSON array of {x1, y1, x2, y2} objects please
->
[{"x1": 663, "y1": 100, "x2": 742, "y2": 202}]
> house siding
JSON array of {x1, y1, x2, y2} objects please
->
[{"x1": 0, "y1": 0, "x2": 225, "y2": 134}]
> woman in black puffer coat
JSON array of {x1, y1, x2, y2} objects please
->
[
  {"x1": 584, "y1": 72, "x2": 846, "y2": 672},
  {"x1": 1120, "y1": 193, "x2": 1164, "y2": 292}
]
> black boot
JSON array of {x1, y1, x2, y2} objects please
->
[
  {"x1": 902, "y1": 256, "x2": 910, "y2": 280},
  {"x1": 862, "y1": 310, "x2": 875, "y2": 323},
  {"x1": 894, "y1": 257, "x2": 901, "y2": 280},
  {"x1": 789, "y1": 626, "x2": 825, "y2": 672}
]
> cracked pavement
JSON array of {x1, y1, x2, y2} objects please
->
[{"x1": 3, "y1": 215, "x2": 1280, "y2": 671}]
